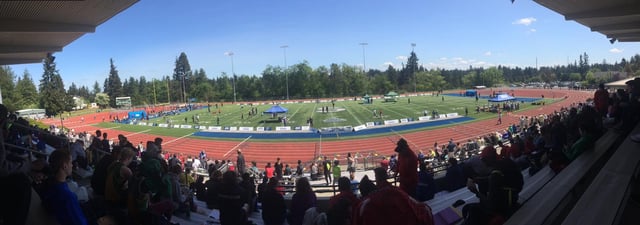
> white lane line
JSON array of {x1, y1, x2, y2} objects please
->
[
  {"x1": 125, "y1": 129, "x2": 151, "y2": 137},
  {"x1": 163, "y1": 132, "x2": 194, "y2": 145}
]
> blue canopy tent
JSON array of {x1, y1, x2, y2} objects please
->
[
  {"x1": 488, "y1": 93, "x2": 516, "y2": 102},
  {"x1": 128, "y1": 110, "x2": 147, "y2": 120},
  {"x1": 465, "y1": 90, "x2": 478, "y2": 96},
  {"x1": 264, "y1": 105, "x2": 288, "y2": 114}
]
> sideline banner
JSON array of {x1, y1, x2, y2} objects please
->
[
  {"x1": 275, "y1": 126, "x2": 291, "y2": 131},
  {"x1": 353, "y1": 125, "x2": 367, "y2": 131},
  {"x1": 384, "y1": 119, "x2": 400, "y2": 125}
]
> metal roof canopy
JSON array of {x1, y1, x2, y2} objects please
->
[
  {"x1": 0, "y1": 0, "x2": 139, "y2": 65},
  {"x1": 534, "y1": 0, "x2": 640, "y2": 43}
]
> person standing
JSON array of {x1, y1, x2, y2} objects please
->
[
  {"x1": 236, "y1": 149, "x2": 246, "y2": 175},
  {"x1": 347, "y1": 152, "x2": 355, "y2": 174},
  {"x1": 594, "y1": 83, "x2": 610, "y2": 117},
  {"x1": 323, "y1": 156, "x2": 332, "y2": 185},
  {"x1": 274, "y1": 158, "x2": 283, "y2": 179},
  {"x1": 395, "y1": 138, "x2": 419, "y2": 198}
]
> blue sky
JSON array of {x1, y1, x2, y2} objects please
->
[{"x1": 9, "y1": 0, "x2": 640, "y2": 88}]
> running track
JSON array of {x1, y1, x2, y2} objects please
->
[{"x1": 42, "y1": 89, "x2": 592, "y2": 167}]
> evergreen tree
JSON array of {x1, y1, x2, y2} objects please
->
[
  {"x1": 0, "y1": 66, "x2": 17, "y2": 111},
  {"x1": 15, "y1": 70, "x2": 39, "y2": 109},
  {"x1": 105, "y1": 58, "x2": 123, "y2": 107},
  {"x1": 92, "y1": 81, "x2": 101, "y2": 95},
  {"x1": 173, "y1": 52, "x2": 192, "y2": 103},
  {"x1": 68, "y1": 82, "x2": 79, "y2": 96},
  {"x1": 38, "y1": 54, "x2": 72, "y2": 116},
  {"x1": 402, "y1": 51, "x2": 419, "y2": 91}
]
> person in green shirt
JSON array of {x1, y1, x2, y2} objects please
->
[
  {"x1": 563, "y1": 122, "x2": 597, "y2": 161},
  {"x1": 332, "y1": 160, "x2": 341, "y2": 186}
]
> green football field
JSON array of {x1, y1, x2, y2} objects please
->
[{"x1": 94, "y1": 95, "x2": 553, "y2": 138}]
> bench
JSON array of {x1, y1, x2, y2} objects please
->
[
  {"x1": 428, "y1": 168, "x2": 537, "y2": 214},
  {"x1": 504, "y1": 128, "x2": 623, "y2": 225},
  {"x1": 561, "y1": 123, "x2": 640, "y2": 225},
  {"x1": 517, "y1": 166, "x2": 555, "y2": 204}
]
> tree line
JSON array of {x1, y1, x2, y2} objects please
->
[{"x1": 1, "y1": 51, "x2": 639, "y2": 116}]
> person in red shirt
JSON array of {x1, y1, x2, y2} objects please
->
[
  {"x1": 265, "y1": 162, "x2": 275, "y2": 179},
  {"x1": 395, "y1": 138, "x2": 419, "y2": 198},
  {"x1": 380, "y1": 156, "x2": 390, "y2": 172},
  {"x1": 353, "y1": 167, "x2": 434, "y2": 225},
  {"x1": 594, "y1": 83, "x2": 610, "y2": 117}
]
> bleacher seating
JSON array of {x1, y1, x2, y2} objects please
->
[
  {"x1": 504, "y1": 128, "x2": 624, "y2": 225},
  {"x1": 561, "y1": 123, "x2": 640, "y2": 225}
]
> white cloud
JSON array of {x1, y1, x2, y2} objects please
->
[
  {"x1": 395, "y1": 55, "x2": 407, "y2": 61},
  {"x1": 422, "y1": 57, "x2": 496, "y2": 70},
  {"x1": 512, "y1": 17, "x2": 537, "y2": 26},
  {"x1": 383, "y1": 62, "x2": 394, "y2": 67},
  {"x1": 609, "y1": 48, "x2": 623, "y2": 53},
  {"x1": 529, "y1": 28, "x2": 537, "y2": 32},
  {"x1": 484, "y1": 51, "x2": 492, "y2": 56}
]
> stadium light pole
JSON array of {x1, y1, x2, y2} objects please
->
[
  {"x1": 225, "y1": 51, "x2": 237, "y2": 103},
  {"x1": 281, "y1": 45, "x2": 289, "y2": 100},
  {"x1": 180, "y1": 71, "x2": 187, "y2": 104},
  {"x1": 411, "y1": 43, "x2": 417, "y2": 94},
  {"x1": 360, "y1": 42, "x2": 368, "y2": 73},
  {"x1": 152, "y1": 78, "x2": 157, "y2": 106}
]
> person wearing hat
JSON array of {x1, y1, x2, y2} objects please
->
[{"x1": 395, "y1": 138, "x2": 419, "y2": 198}]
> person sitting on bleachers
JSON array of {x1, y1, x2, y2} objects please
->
[
  {"x1": 463, "y1": 145, "x2": 496, "y2": 195},
  {"x1": 218, "y1": 171, "x2": 249, "y2": 225},
  {"x1": 192, "y1": 175, "x2": 207, "y2": 201},
  {"x1": 92, "y1": 148, "x2": 120, "y2": 197},
  {"x1": 415, "y1": 161, "x2": 436, "y2": 201},
  {"x1": 41, "y1": 149, "x2": 88, "y2": 225},
  {"x1": 261, "y1": 177, "x2": 287, "y2": 225},
  {"x1": 240, "y1": 172, "x2": 257, "y2": 213},
  {"x1": 206, "y1": 170, "x2": 223, "y2": 209},
  {"x1": 288, "y1": 177, "x2": 317, "y2": 225},
  {"x1": 352, "y1": 167, "x2": 434, "y2": 225},
  {"x1": 105, "y1": 147, "x2": 135, "y2": 209},
  {"x1": 462, "y1": 147, "x2": 523, "y2": 225},
  {"x1": 444, "y1": 157, "x2": 465, "y2": 192},
  {"x1": 329, "y1": 176, "x2": 361, "y2": 211}
]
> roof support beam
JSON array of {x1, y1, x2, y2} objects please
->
[
  {"x1": 591, "y1": 21, "x2": 640, "y2": 32},
  {"x1": 618, "y1": 37, "x2": 640, "y2": 42},
  {"x1": 0, "y1": 45, "x2": 62, "y2": 53},
  {"x1": 0, "y1": 58, "x2": 44, "y2": 65},
  {"x1": 606, "y1": 31, "x2": 640, "y2": 39},
  {"x1": 564, "y1": 3, "x2": 640, "y2": 20},
  {"x1": 0, "y1": 18, "x2": 95, "y2": 33}
]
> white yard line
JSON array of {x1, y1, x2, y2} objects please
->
[{"x1": 339, "y1": 102, "x2": 363, "y2": 125}]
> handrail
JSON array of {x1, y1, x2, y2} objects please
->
[{"x1": 4, "y1": 142, "x2": 49, "y2": 156}]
